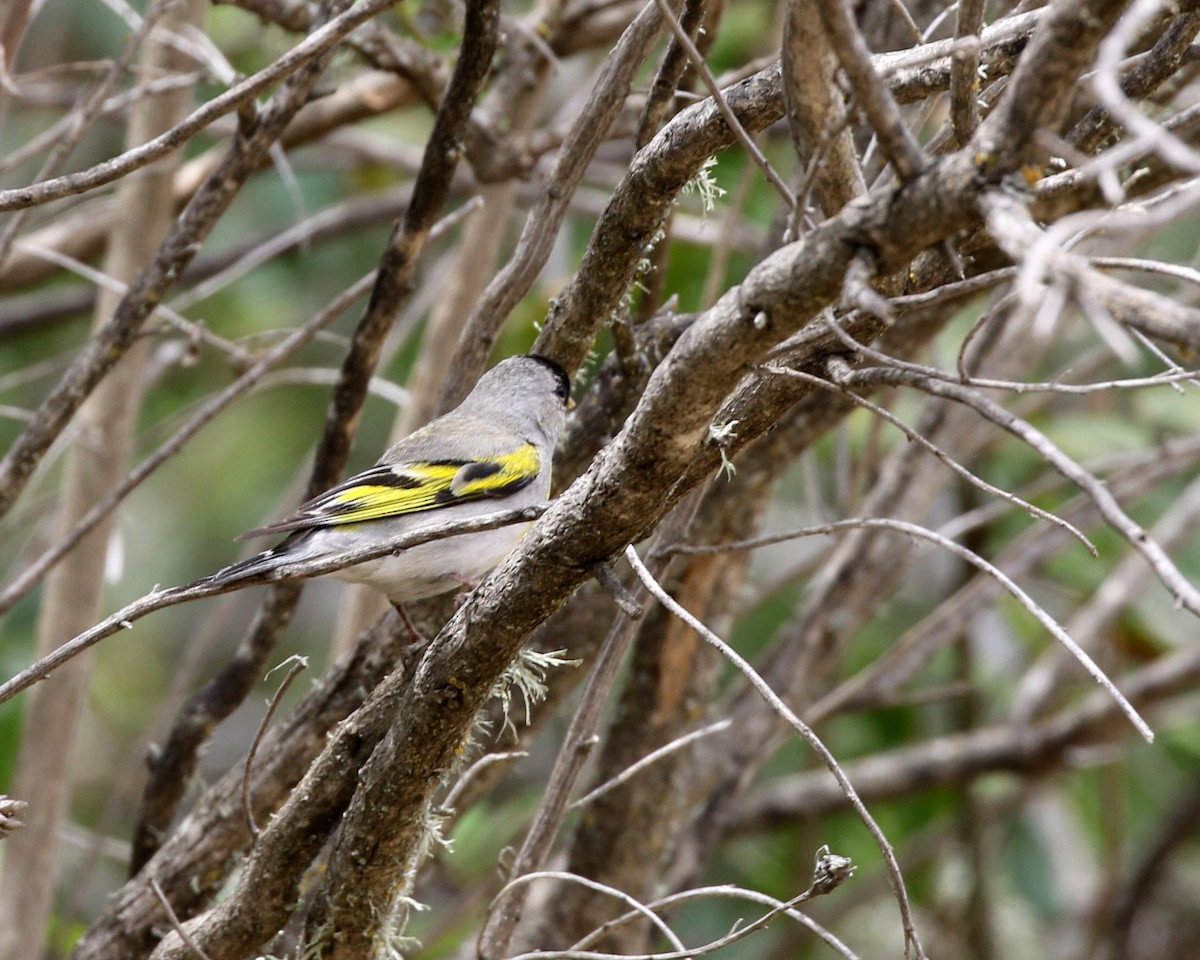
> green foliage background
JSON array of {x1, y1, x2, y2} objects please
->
[{"x1": 2, "y1": 0, "x2": 1200, "y2": 957}]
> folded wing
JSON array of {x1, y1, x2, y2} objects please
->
[{"x1": 237, "y1": 443, "x2": 541, "y2": 540}]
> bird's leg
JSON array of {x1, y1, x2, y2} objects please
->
[
  {"x1": 393, "y1": 602, "x2": 426, "y2": 645},
  {"x1": 394, "y1": 602, "x2": 432, "y2": 671}
]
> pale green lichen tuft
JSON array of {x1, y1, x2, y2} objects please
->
[
  {"x1": 492, "y1": 648, "x2": 581, "y2": 741},
  {"x1": 374, "y1": 895, "x2": 430, "y2": 960},
  {"x1": 681, "y1": 155, "x2": 727, "y2": 216},
  {"x1": 708, "y1": 419, "x2": 740, "y2": 480}
]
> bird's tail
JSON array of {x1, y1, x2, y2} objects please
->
[{"x1": 200, "y1": 546, "x2": 291, "y2": 589}]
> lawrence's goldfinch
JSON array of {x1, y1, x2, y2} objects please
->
[{"x1": 208, "y1": 354, "x2": 571, "y2": 604}]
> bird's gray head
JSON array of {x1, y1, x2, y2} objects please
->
[{"x1": 460, "y1": 354, "x2": 572, "y2": 445}]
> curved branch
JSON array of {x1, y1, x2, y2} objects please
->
[{"x1": 0, "y1": 505, "x2": 546, "y2": 707}]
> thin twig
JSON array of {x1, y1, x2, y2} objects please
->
[
  {"x1": 172, "y1": 192, "x2": 481, "y2": 311},
  {"x1": 1090, "y1": 255, "x2": 1200, "y2": 291},
  {"x1": 0, "y1": 271, "x2": 377, "y2": 617},
  {"x1": 823, "y1": 306, "x2": 1200, "y2": 397},
  {"x1": 624, "y1": 545, "x2": 929, "y2": 960},
  {"x1": 0, "y1": 0, "x2": 172, "y2": 268},
  {"x1": 441, "y1": 751, "x2": 529, "y2": 814},
  {"x1": 840, "y1": 253, "x2": 895, "y2": 324},
  {"x1": 477, "y1": 492, "x2": 705, "y2": 960},
  {"x1": 589, "y1": 562, "x2": 644, "y2": 619},
  {"x1": 0, "y1": 0, "x2": 404, "y2": 214},
  {"x1": 950, "y1": 0, "x2": 986, "y2": 147},
  {"x1": 500, "y1": 869, "x2": 861, "y2": 960},
  {"x1": 242, "y1": 655, "x2": 308, "y2": 837},
  {"x1": 0, "y1": 797, "x2": 28, "y2": 838},
  {"x1": 0, "y1": 504, "x2": 547, "y2": 707},
  {"x1": 149, "y1": 879, "x2": 211, "y2": 960},
  {"x1": 441, "y1": 0, "x2": 680, "y2": 407},
  {"x1": 12, "y1": 239, "x2": 251, "y2": 363},
  {"x1": 814, "y1": 0, "x2": 927, "y2": 181},
  {"x1": 807, "y1": 436, "x2": 1200, "y2": 721},
  {"x1": 760, "y1": 362, "x2": 1097, "y2": 554},
  {"x1": 568, "y1": 868, "x2": 859, "y2": 960},
  {"x1": 840, "y1": 362, "x2": 1200, "y2": 636},
  {"x1": 490, "y1": 871, "x2": 688, "y2": 956},
  {"x1": 669, "y1": 517, "x2": 1154, "y2": 742},
  {"x1": 1125, "y1": 328, "x2": 1197, "y2": 395},
  {"x1": 570, "y1": 719, "x2": 732, "y2": 810},
  {"x1": 652, "y1": 0, "x2": 795, "y2": 210},
  {"x1": 1015, "y1": 472, "x2": 1200, "y2": 721},
  {"x1": 0, "y1": 0, "x2": 359, "y2": 526},
  {"x1": 1091, "y1": 0, "x2": 1200, "y2": 177}
]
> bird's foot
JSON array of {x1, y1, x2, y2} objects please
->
[{"x1": 451, "y1": 575, "x2": 480, "y2": 609}]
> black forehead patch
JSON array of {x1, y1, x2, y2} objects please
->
[{"x1": 525, "y1": 354, "x2": 571, "y2": 404}]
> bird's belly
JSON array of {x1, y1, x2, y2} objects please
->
[{"x1": 325, "y1": 522, "x2": 532, "y2": 603}]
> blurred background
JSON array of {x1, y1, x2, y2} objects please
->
[{"x1": 1, "y1": 0, "x2": 1200, "y2": 957}]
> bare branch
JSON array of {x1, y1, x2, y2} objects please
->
[
  {"x1": 130, "y1": 0, "x2": 500, "y2": 872},
  {"x1": 569, "y1": 719, "x2": 732, "y2": 811},
  {"x1": 763, "y1": 360, "x2": 1097, "y2": 553},
  {"x1": 1068, "y1": 5, "x2": 1200, "y2": 154},
  {"x1": 0, "y1": 797, "x2": 28, "y2": 839},
  {"x1": 501, "y1": 870, "x2": 859, "y2": 960},
  {"x1": 1091, "y1": 0, "x2": 1200, "y2": 175},
  {"x1": 0, "y1": 0, "x2": 173, "y2": 268},
  {"x1": 0, "y1": 505, "x2": 546, "y2": 707},
  {"x1": 0, "y1": 0, "x2": 403, "y2": 215},
  {"x1": 150, "y1": 880, "x2": 212, "y2": 960},
  {"x1": 493, "y1": 872, "x2": 688, "y2": 957},
  {"x1": 781, "y1": 0, "x2": 865, "y2": 220},
  {"x1": 976, "y1": 0, "x2": 1131, "y2": 173},
  {"x1": 242, "y1": 655, "x2": 308, "y2": 836},
  {"x1": 839, "y1": 360, "x2": 1200, "y2": 638},
  {"x1": 566, "y1": 871, "x2": 860, "y2": 960},
  {"x1": 440, "y1": 0, "x2": 678, "y2": 406},
  {"x1": 814, "y1": 0, "x2": 927, "y2": 181},
  {"x1": 7, "y1": 1, "x2": 1198, "y2": 954},
  {"x1": 624, "y1": 546, "x2": 928, "y2": 960},
  {"x1": 671, "y1": 514, "x2": 1152, "y2": 741},
  {"x1": 0, "y1": 0, "x2": 358, "y2": 523},
  {"x1": 479, "y1": 493, "x2": 701, "y2": 960},
  {"x1": 653, "y1": 0, "x2": 794, "y2": 210},
  {"x1": 738, "y1": 635, "x2": 1200, "y2": 829},
  {"x1": 950, "y1": 1, "x2": 985, "y2": 147},
  {"x1": 67, "y1": 612, "x2": 409, "y2": 960}
]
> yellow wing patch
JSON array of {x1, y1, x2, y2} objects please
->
[
  {"x1": 325, "y1": 446, "x2": 540, "y2": 525},
  {"x1": 235, "y1": 444, "x2": 543, "y2": 539},
  {"x1": 450, "y1": 443, "x2": 541, "y2": 498}
]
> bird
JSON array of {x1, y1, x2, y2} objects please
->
[{"x1": 204, "y1": 354, "x2": 572, "y2": 607}]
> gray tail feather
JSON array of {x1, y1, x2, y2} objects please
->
[{"x1": 202, "y1": 547, "x2": 289, "y2": 587}]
